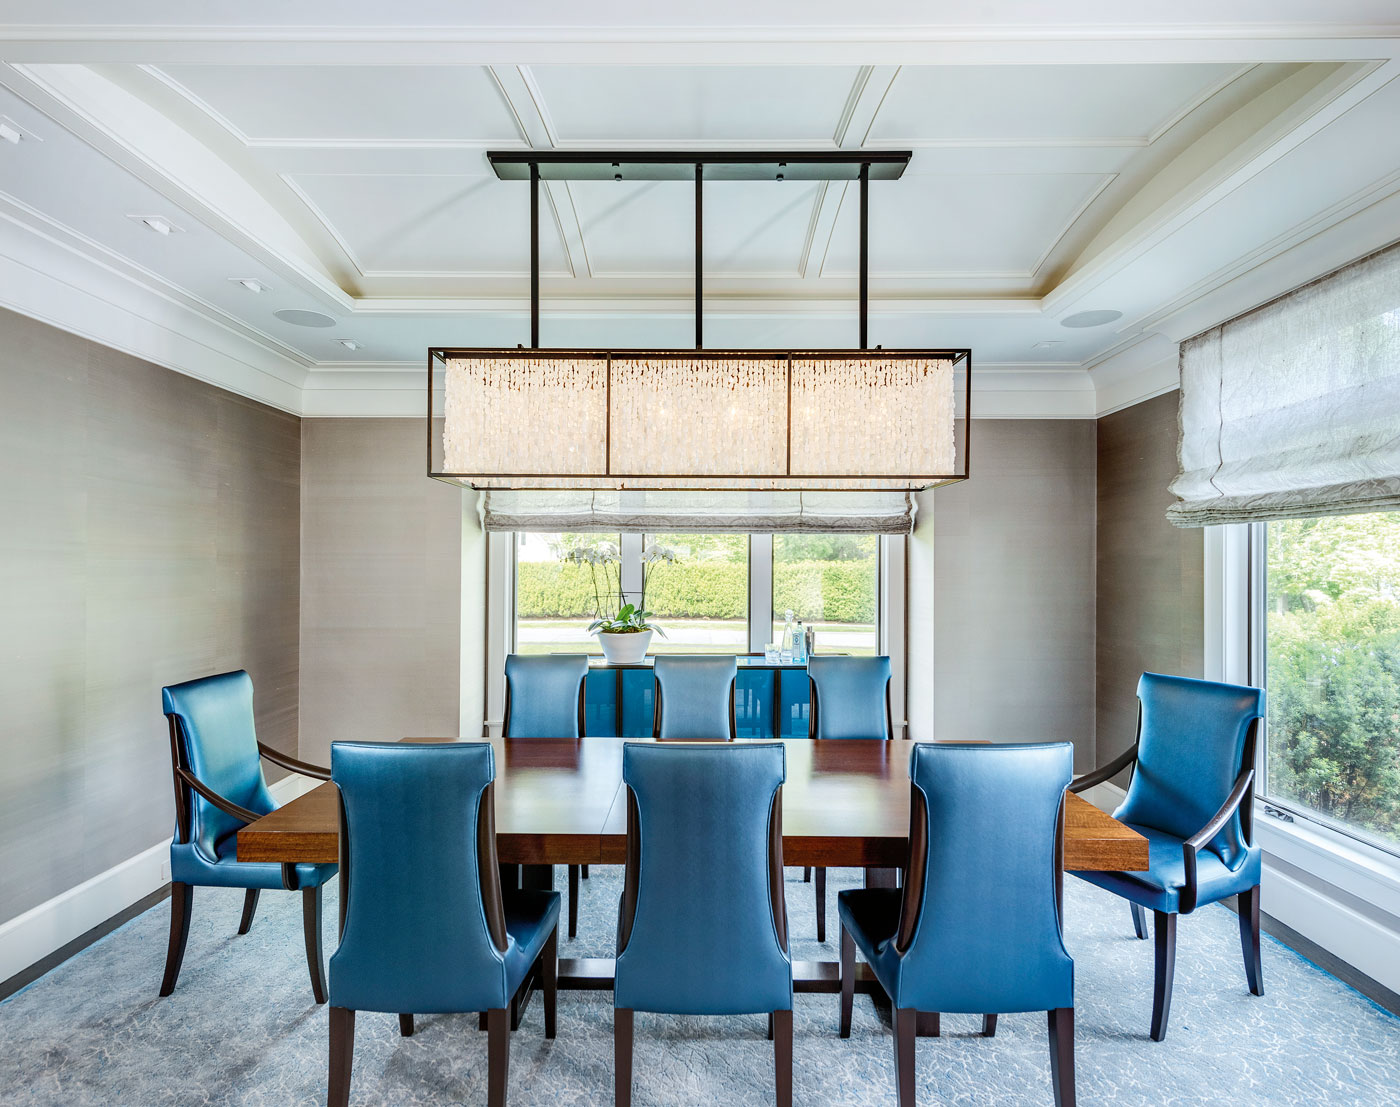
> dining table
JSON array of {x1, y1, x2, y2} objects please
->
[{"x1": 238, "y1": 736, "x2": 1149, "y2": 1031}]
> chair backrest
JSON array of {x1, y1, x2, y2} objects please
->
[
  {"x1": 503, "y1": 653, "x2": 588, "y2": 738},
  {"x1": 329, "y1": 741, "x2": 514, "y2": 1014},
  {"x1": 615, "y1": 743, "x2": 791, "y2": 1015},
  {"x1": 162, "y1": 671, "x2": 275, "y2": 860},
  {"x1": 808, "y1": 655, "x2": 892, "y2": 740},
  {"x1": 893, "y1": 742, "x2": 1074, "y2": 1015},
  {"x1": 1115, "y1": 672, "x2": 1264, "y2": 868},
  {"x1": 653, "y1": 655, "x2": 737, "y2": 739}
]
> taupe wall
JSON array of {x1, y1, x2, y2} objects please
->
[
  {"x1": 910, "y1": 420, "x2": 1098, "y2": 766},
  {"x1": 1096, "y1": 391, "x2": 1204, "y2": 764},
  {"x1": 0, "y1": 308, "x2": 300, "y2": 927},
  {"x1": 299, "y1": 419, "x2": 464, "y2": 763}
]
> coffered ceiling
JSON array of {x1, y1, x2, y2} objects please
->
[{"x1": 1, "y1": 3, "x2": 1399, "y2": 417}]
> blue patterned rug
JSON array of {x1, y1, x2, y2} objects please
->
[{"x1": 3, "y1": 866, "x2": 1397, "y2": 1105}]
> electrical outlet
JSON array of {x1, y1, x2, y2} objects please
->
[{"x1": 160, "y1": 860, "x2": 171, "y2": 883}]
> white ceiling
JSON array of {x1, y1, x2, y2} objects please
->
[{"x1": 1, "y1": 4, "x2": 1400, "y2": 418}]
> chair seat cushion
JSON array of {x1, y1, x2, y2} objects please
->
[
  {"x1": 170, "y1": 838, "x2": 335, "y2": 891},
  {"x1": 836, "y1": 888, "x2": 904, "y2": 1002},
  {"x1": 1075, "y1": 824, "x2": 1261, "y2": 914},
  {"x1": 501, "y1": 890, "x2": 563, "y2": 1000}
]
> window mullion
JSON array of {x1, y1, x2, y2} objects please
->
[{"x1": 749, "y1": 534, "x2": 773, "y2": 653}]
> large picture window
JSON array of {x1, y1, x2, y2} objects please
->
[
  {"x1": 642, "y1": 534, "x2": 748, "y2": 655},
  {"x1": 1263, "y1": 512, "x2": 1400, "y2": 851},
  {"x1": 771, "y1": 534, "x2": 879, "y2": 657},
  {"x1": 514, "y1": 532, "x2": 620, "y2": 655}
]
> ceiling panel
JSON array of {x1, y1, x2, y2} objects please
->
[
  {"x1": 527, "y1": 65, "x2": 860, "y2": 143},
  {"x1": 285, "y1": 174, "x2": 570, "y2": 275},
  {"x1": 822, "y1": 173, "x2": 1111, "y2": 277},
  {"x1": 567, "y1": 180, "x2": 821, "y2": 276},
  {"x1": 157, "y1": 65, "x2": 522, "y2": 142},
  {"x1": 868, "y1": 64, "x2": 1239, "y2": 144}
]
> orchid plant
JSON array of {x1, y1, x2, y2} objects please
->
[{"x1": 561, "y1": 540, "x2": 678, "y2": 636}]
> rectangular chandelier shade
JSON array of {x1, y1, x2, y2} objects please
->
[{"x1": 429, "y1": 348, "x2": 970, "y2": 491}]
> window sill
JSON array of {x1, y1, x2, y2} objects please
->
[{"x1": 1254, "y1": 801, "x2": 1400, "y2": 921}]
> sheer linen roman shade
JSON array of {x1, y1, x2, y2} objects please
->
[
  {"x1": 480, "y1": 489, "x2": 915, "y2": 535},
  {"x1": 1168, "y1": 241, "x2": 1400, "y2": 527}
]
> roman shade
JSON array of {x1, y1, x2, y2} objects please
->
[
  {"x1": 1168, "y1": 240, "x2": 1400, "y2": 527},
  {"x1": 479, "y1": 489, "x2": 915, "y2": 534}
]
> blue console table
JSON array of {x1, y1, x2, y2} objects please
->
[{"x1": 583, "y1": 656, "x2": 814, "y2": 740}]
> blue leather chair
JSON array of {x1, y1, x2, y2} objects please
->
[
  {"x1": 652, "y1": 655, "x2": 737, "y2": 740},
  {"x1": 160, "y1": 671, "x2": 337, "y2": 1001},
  {"x1": 328, "y1": 741, "x2": 560, "y2": 1107},
  {"x1": 503, "y1": 653, "x2": 590, "y2": 938},
  {"x1": 806, "y1": 655, "x2": 893, "y2": 941},
  {"x1": 839, "y1": 742, "x2": 1076, "y2": 1107},
  {"x1": 614, "y1": 743, "x2": 792, "y2": 1107},
  {"x1": 1071, "y1": 672, "x2": 1265, "y2": 1041}
]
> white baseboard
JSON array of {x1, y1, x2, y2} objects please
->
[{"x1": 0, "y1": 773, "x2": 314, "y2": 988}]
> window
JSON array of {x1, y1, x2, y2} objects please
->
[
  {"x1": 1263, "y1": 512, "x2": 1400, "y2": 851},
  {"x1": 514, "y1": 532, "x2": 620, "y2": 655},
  {"x1": 771, "y1": 534, "x2": 879, "y2": 657},
  {"x1": 642, "y1": 534, "x2": 748, "y2": 655}
]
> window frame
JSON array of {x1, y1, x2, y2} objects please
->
[{"x1": 488, "y1": 532, "x2": 904, "y2": 736}]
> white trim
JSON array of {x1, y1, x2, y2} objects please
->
[{"x1": 0, "y1": 774, "x2": 312, "y2": 989}]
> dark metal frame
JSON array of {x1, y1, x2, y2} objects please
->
[{"x1": 428, "y1": 147, "x2": 972, "y2": 493}]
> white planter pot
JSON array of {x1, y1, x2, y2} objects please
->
[{"x1": 597, "y1": 629, "x2": 653, "y2": 665}]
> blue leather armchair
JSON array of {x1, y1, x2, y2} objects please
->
[
  {"x1": 614, "y1": 743, "x2": 792, "y2": 1107},
  {"x1": 328, "y1": 741, "x2": 560, "y2": 1107},
  {"x1": 1072, "y1": 672, "x2": 1265, "y2": 1041},
  {"x1": 806, "y1": 655, "x2": 893, "y2": 941},
  {"x1": 839, "y1": 742, "x2": 1076, "y2": 1107},
  {"x1": 160, "y1": 670, "x2": 337, "y2": 1001},
  {"x1": 503, "y1": 653, "x2": 590, "y2": 938},
  {"x1": 652, "y1": 655, "x2": 737, "y2": 740}
]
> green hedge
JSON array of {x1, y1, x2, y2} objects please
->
[{"x1": 516, "y1": 559, "x2": 876, "y2": 623}]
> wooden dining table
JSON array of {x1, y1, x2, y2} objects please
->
[{"x1": 239, "y1": 736, "x2": 1147, "y2": 1025}]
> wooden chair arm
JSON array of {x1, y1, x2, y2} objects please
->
[
  {"x1": 257, "y1": 741, "x2": 331, "y2": 781},
  {"x1": 175, "y1": 766, "x2": 263, "y2": 826},
  {"x1": 1069, "y1": 744, "x2": 1138, "y2": 793},
  {"x1": 1179, "y1": 767, "x2": 1255, "y2": 915}
]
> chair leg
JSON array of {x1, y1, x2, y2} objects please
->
[
  {"x1": 815, "y1": 867, "x2": 827, "y2": 943},
  {"x1": 1150, "y1": 911, "x2": 1177, "y2": 1042},
  {"x1": 1048, "y1": 1007, "x2": 1075, "y2": 1107},
  {"x1": 568, "y1": 865, "x2": 580, "y2": 940},
  {"x1": 159, "y1": 882, "x2": 193, "y2": 997},
  {"x1": 803, "y1": 867, "x2": 811, "y2": 883},
  {"x1": 582, "y1": 865, "x2": 590, "y2": 879},
  {"x1": 303, "y1": 885, "x2": 329, "y2": 1005},
  {"x1": 398, "y1": 1014, "x2": 414, "y2": 1037},
  {"x1": 892, "y1": 1007, "x2": 917, "y2": 1107},
  {"x1": 1131, "y1": 902, "x2": 1149, "y2": 940},
  {"x1": 614, "y1": 1007, "x2": 634, "y2": 1107},
  {"x1": 238, "y1": 889, "x2": 260, "y2": 935},
  {"x1": 982, "y1": 1014, "x2": 998, "y2": 1037},
  {"x1": 839, "y1": 924, "x2": 855, "y2": 1038},
  {"x1": 1239, "y1": 886, "x2": 1264, "y2": 996},
  {"x1": 328, "y1": 1007, "x2": 356, "y2": 1107},
  {"x1": 543, "y1": 927, "x2": 559, "y2": 1039},
  {"x1": 487, "y1": 1008, "x2": 510, "y2": 1107},
  {"x1": 773, "y1": 1008, "x2": 793, "y2": 1107}
]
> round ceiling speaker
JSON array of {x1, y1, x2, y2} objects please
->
[
  {"x1": 1060, "y1": 309, "x2": 1123, "y2": 329},
  {"x1": 274, "y1": 308, "x2": 337, "y2": 328}
]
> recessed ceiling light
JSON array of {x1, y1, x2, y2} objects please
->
[
  {"x1": 1060, "y1": 309, "x2": 1123, "y2": 329},
  {"x1": 128, "y1": 214, "x2": 184, "y2": 236},
  {"x1": 0, "y1": 121, "x2": 21, "y2": 145},
  {"x1": 231, "y1": 278, "x2": 267, "y2": 293},
  {"x1": 274, "y1": 308, "x2": 337, "y2": 328},
  {"x1": 337, "y1": 339, "x2": 363, "y2": 351}
]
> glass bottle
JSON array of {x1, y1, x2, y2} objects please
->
[
  {"x1": 793, "y1": 619, "x2": 807, "y2": 664},
  {"x1": 780, "y1": 610, "x2": 796, "y2": 662}
]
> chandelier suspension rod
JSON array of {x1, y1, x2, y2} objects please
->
[
  {"x1": 696, "y1": 162, "x2": 703, "y2": 350},
  {"x1": 859, "y1": 162, "x2": 869, "y2": 351},
  {"x1": 530, "y1": 163, "x2": 540, "y2": 349}
]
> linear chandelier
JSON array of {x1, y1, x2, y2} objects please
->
[{"x1": 428, "y1": 150, "x2": 971, "y2": 492}]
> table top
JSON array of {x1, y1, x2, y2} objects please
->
[{"x1": 238, "y1": 737, "x2": 1148, "y2": 872}]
